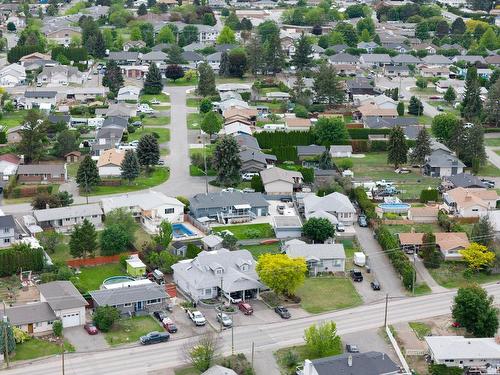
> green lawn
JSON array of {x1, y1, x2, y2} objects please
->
[
  {"x1": 128, "y1": 128, "x2": 170, "y2": 143},
  {"x1": 140, "y1": 93, "x2": 170, "y2": 103},
  {"x1": 88, "y1": 168, "x2": 169, "y2": 196},
  {"x1": 50, "y1": 239, "x2": 72, "y2": 263},
  {"x1": 167, "y1": 77, "x2": 198, "y2": 86},
  {"x1": 212, "y1": 223, "x2": 275, "y2": 240},
  {"x1": 244, "y1": 243, "x2": 281, "y2": 260},
  {"x1": 385, "y1": 224, "x2": 441, "y2": 237},
  {"x1": 215, "y1": 77, "x2": 253, "y2": 84},
  {"x1": 189, "y1": 164, "x2": 215, "y2": 176},
  {"x1": 152, "y1": 105, "x2": 170, "y2": 110},
  {"x1": 13, "y1": 339, "x2": 74, "y2": 361},
  {"x1": 134, "y1": 227, "x2": 152, "y2": 251},
  {"x1": 143, "y1": 116, "x2": 171, "y2": 126},
  {"x1": 67, "y1": 162, "x2": 80, "y2": 179},
  {"x1": 76, "y1": 263, "x2": 125, "y2": 292},
  {"x1": 485, "y1": 138, "x2": 500, "y2": 147},
  {"x1": 186, "y1": 98, "x2": 200, "y2": 108},
  {"x1": 252, "y1": 100, "x2": 283, "y2": 111},
  {"x1": 428, "y1": 262, "x2": 500, "y2": 289},
  {"x1": 175, "y1": 368, "x2": 200, "y2": 375},
  {"x1": 410, "y1": 87, "x2": 438, "y2": 95},
  {"x1": 105, "y1": 316, "x2": 161, "y2": 346},
  {"x1": 476, "y1": 162, "x2": 500, "y2": 177},
  {"x1": 0, "y1": 110, "x2": 28, "y2": 130},
  {"x1": 296, "y1": 277, "x2": 362, "y2": 314},
  {"x1": 409, "y1": 322, "x2": 432, "y2": 340},
  {"x1": 427, "y1": 101, "x2": 460, "y2": 117},
  {"x1": 275, "y1": 342, "x2": 342, "y2": 374},
  {"x1": 187, "y1": 112, "x2": 202, "y2": 129}
]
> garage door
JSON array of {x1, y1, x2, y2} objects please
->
[{"x1": 62, "y1": 312, "x2": 80, "y2": 327}]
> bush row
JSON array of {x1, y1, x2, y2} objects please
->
[
  {"x1": 0, "y1": 246, "x2": 44, "y2": 277},
  {"x1": 272, "y1": 146, "x2": 298, "y2": 162},
  {"x1": 353, "y1": 187, "x2": 376, "y2": 220}
]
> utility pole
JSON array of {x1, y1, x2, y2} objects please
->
[
  {"x1": 219, "y1": 277, "x2": 223, "y2": 332},
  {"x1": 412, "y1": 252, "x2": 416, "y2": 296},
  {"x1": 231, "y1": 324, "x2": 234, "y2": 356},
  {"x1": 2, "y1": 300, "x2": 9, "y2": 368},
  {"x1": 384, "y1": 293, "x2": 389, "y2": 328},
  {"x1": 251, "y1": 342, "x2": 254, "y2": 368},
  {"x1": 202, "y1": 134, "x2": 208, "y2": 194},
  {"x1": 61, "y1": 340, "x2": 65, "y2": 375}
]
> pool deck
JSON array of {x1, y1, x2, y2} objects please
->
[{"x1": 172, "y1": 221, "x2": 204, "y2": 241}]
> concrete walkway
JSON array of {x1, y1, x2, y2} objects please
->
[
  {"x1": 413, "y1": 256, "x2": 447, "y2": 293},
  {"x1": 486, "y1": 146, "x2": 500, "y2": 170}
]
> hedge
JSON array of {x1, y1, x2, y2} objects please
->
[
  {"x1": 420, "y1": 189, "x2": 439, "y2": 203},
  {"x1": 376, "y1": 226, "x2": 415, "y2": 290},
  {"x1": 348, "y1": 128, "x2": 390, "y2": 140},
  {"x1": 354, "y1": 187, "x2": 376, "y2": 220},
  {"x1": 255, "y1": 131, "x2": 315, "y2": 149},
  {"x1": 370, "y1": 140, "x2": 388, "y2": 152},
  {"x1": 0, "y1": 246, "x2": 44, "y2": 277},
  {"x1": 272, "y1": 146, "x2": 298, "y2": 162},
  {"x1": 51, "y1": 47, "x2": 88, "y2": 62},
  {"x1": 484, "y1": 128, "x2": 500, "y2": 133},
  {"x1": 299, "y1": 167, "x2": 314, "y2": 183}
]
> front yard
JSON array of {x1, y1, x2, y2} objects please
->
[
  {"x1": 104, "y1": 316, "x2": 161, "y2": 346},
  {"x1": 212, "y1": 223, "x2": 275, "y2": 240},
  {"x1": 143, "y1": 116, "x2": 171, "y2": 126},
  {"x1": 187, "y1": 112, "x2": 202, "y2": 129},
  {"x1": 485, "y1": 138, "x2": 500, "y2": 147},
  {"x1": 0, "y1": 110, "x2": 28, "y2": 130},
  {"x1": 296, "y1": 277, "x2": 362, "y2": 314},
  {"x1": 76, "y1": 263, "x2": 125, "y2": 292},
  {"x1": 140, "y1": 93, "x2": 170, "y2": 103},
  {"x1": 476, "y1": 162, "x2": 500, "y2": 177},
  {"x1": 275, "y1": 341, "x2": 342, "y2": 375},
  {"x1": 128, "y1": 127, "x2": 170, "y2": 143},
  {"x1": 428, "y1": 262, "x2": 500, "y2": 289},
  {"x1": 13, "y1": 338, "x2": 74, "y2": 361}
]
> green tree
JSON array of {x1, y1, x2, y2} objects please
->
[
  {"x1": 451, "y1": 17, "x2": 466, "y2": 34},
  {"x1": 137, "y1": 3, "x2": 147, "y2": 15},
  {"x1": 93, "y1": 306, "x2": 120, "y2": 331},
  {"x1": 7, "y1": 22, "x2": 16, "y2": 32},
  {"x1": 420, "y1": 232, "x2": 441, "y2": 269},
  {"x1": 31, "y1": 192, "x2": 62, "y2": 210},
  {"x1": 199, "y1": 98, "x2": 213, "y2": 114},
  {"x1": 334, "y1": 22, "x2": 358, "y2": 46},
  {"x1": 143, "y1": 63, "x2": 163, "y2": 95},
  {"x1": 410, "y1": 128, "x2": 431, "y2": 166},
  {"x1": 216, "y1": 26, "x2": 236, "y2": 44},
  {"x1": 165, "y1": 64, "x2": 184, "y2": 82},
  {"x1": 304, "y1": 321, "x2": 341, "y2": 358},
  {"x1": 318, "y1": 150, "x2": 332, "y2": 169},
  {"x1": 18, "y1": 110, "x2": 48, "y2": 163},
  {"x1": 179, "y1": 25, "x2": 199, "y2": 47},
  {"x1": 197, "y1": 62, "x2": 216, "y2": 97},
  {"x1": 121, "y1": 150, "x2": 140, "y2": 183},
  {"x1": 76, "y1": 155, "x2": 100, "y2": 193},
  {"x1": 251, "y1": 175, "x2": 264, "y2": 192},
  {"x1": 461, "y1": 66, "x2": 482, "y2": 121},
  {"x1": 485, "y1": 79, "x2": 500, "y2": 127},
  {"x1": 69, "y1": 219, "x2": 97, "y2": 258},
  {"x1": 166, "y1": 45, "x2": 185, "y2": 64},
  {"x1": 256, "y1": 253, "x2": 307, "y2": 296},
  {"x1": 219, "y1": 51, "x2": 230, "y2": 77},
  {"x1": 416, "y1": 77, "x2": 427, "y2": 89},
  {"x1": 212, "y1": 135, "x2": 242, "y2": 186},
  {"x1": 452, "y1": 284, "x2": 499, "y2": 337},
  {"x1": 52, "y1": 320, "x2": 63, "y2": 337},
  {"x1": 432, "y1": 113, "x2": 459, "y2": 143},
  {"x1": 408, "y1": 96, "x2": 423, "y2": 116},
  {"x1": 53, "y1": 129, "x2": 79, "y2": 157},
  {"x1": 0, "y1": 319, "x2": 16, "y2": 360},
  {"x1": 397, "y1": 101, "x2": 405, "y2": 116},
  {"x1": 137, "y1": 134, "x2": 160, "y2": 172},
  {"x1": 102, "y1": 60, "x2": 124, "y2": 95},
  {"x1": 105, "y1": 208, "x2": 138, "y2": 246},
  {"x1": 228, "y1": 48, "x2": 247, "y2": 78},
  {"x1": 263, "y1": 33, "x2": 285, "y2": 74},
  {"x1": 157, "y1": 25, "x2": 175, "y2": 43},
  {"x1": 479, "y1": 28, "x2": 497, "y2": 50},
  {"x1": 314, "y1": 63, "x2": 345, "y2": 106},
  {"x1": 313, "y1": 117, "x2": 349, "y2": 146},
  {"x1": 246, "y1": 36, "x2": 263, "y2": 76},
  {"x1": 37, "y1": 231, "x2": 63, "y2": 254},
  {"x1": 387, "y1": 126, "x2": 408, "y2": 168},
  {"x1": 154, "y1": 220, "x2": 173, "y2": 249},
  {"x1": 201, "y1": 111, "x2": 223, "y2": 136},
  {"x1": 292, "y1": 33, "x2": 313, "y2": 71},
  {"x1": 435, "y1": 20, "x2": 449, "y2": 37},
  {"x1": 187, "y1": 333, "x2": 219, "y2": 372},
  {"x1": 444, "y1": 86, "x2": 457, "y2": 104},
  {"x1": 302, "y1": 217, "x2": 335, "y2": 243},
  {"x1": 100, "y1": 225, "x2": 130, "y2": 255},
  {"x1": 225, "y1": 11, "x2": 241, "y2": 30}
]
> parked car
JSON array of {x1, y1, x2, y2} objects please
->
[
  {"x1": 154, "y1": 310, "x2": 168, "y2": 322},
  {"x1": 336, "y1": 223, "x2": 345, "y2": 232},
  {"x1": 84, "y1": 323, "x2": 98, "y2": 335},
  {"x1": 131, "y1": 121, "x2": 142, "y2": 127},
  {"x1": 242, "y1": 172, "x2": 259, "y2": 181},
  {"x1": 350, "y1": 269, "x2": 363, "y2": 282},
  {"x1": 370, "y1": 280, "x2": 381, "y2": 291},
  {"x1": 140, "y1": 331, "x2": 170, "y2": 345},
  {"x1": 238, "y1": 302, "x2": 254, "y2": 315},
  {"x1": 375, "y1": 180, "x2": 393, "y2": 187},
  {"x1": 162, "y1": 317, "x2": 178, "y2": 333},
  {"x1": 357, "y1": 215, "x2": 368, "y2": 227},
  {"x1": 346, "y1": 344, "x2": 360, "y2": 353},
  {"x1": 274, "y1": 306, "x2": 291, "y2": 319},
  {"x1": 187, "y1": 310, "x2": 206, "y2": 326},
  {"x1": 280, "y1": 197, "x2": 292, "y2": 203},
  {"x1": 157, "y1": 160, "x2": 165, "y2": 165},
  {"x1": 242, "y1": 188, "x2": 255, "y2": 193},
  {"x1": 150, "y1": 99, "x2": 160, "y2": 105},
  {"x1": 481, "y1": 179, "x2": 495, "y2": 188},
  {"x1": 224, "y1": 291, "x2": 242, "y2": 304},
  {"x1": 395, "y1": 168, "x2": 411, "y2": 174},
  {"x1": 216, "y1": 313, "x2": 233, "y2": 327},
  {"x1": 277, "y1": 204, "x2": 286, "y2": 215}
]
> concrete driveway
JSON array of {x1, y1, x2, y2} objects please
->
[{"x1": 64, "y1": 326, "x2": 109, "y2": 352}]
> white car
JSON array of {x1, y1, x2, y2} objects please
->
[
  {"x1": 187, "y1": 310, "x2": 206, "y2": 326},
  {"x1": 336, "y1": 223, "x2": 346, "y2": 232},
  {"x1": 150, "y1": 99, "x2": 160, "y2": 105},
  {"x1": 375, "y1": 179, "x2": 393, "y2": 187},
  {"x1": 242, "y1": 173, "x2": 259, "y2": 181},
  {"x1": 224, "y1": 291, "x2": 242, "y2": 304}
]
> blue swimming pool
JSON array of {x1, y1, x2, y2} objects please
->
[
  {"x1": 378, "y1": 203, "x2": 411, "y2": 214},
  {"x1": 172, "y1": 223, "x2": 195, "y2": 238},
  {"x1": 102, "y1": 275, "x2": 135, "y2": 285}
]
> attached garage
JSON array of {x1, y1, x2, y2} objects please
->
[{"x1": 62, "y1": 312, "x2": 81, "y2": 327}]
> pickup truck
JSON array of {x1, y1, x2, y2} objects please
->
[
  {"x1": 375, "y1": 180, "x2": 393, "y2": 187},
  {"x1": 187, "y1": 310, "x2": 206, "y2": 326}
]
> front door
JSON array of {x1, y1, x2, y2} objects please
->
[
  {"x1": 28, "y1": 323, "x2": 33, "y2": 334},
  {"x1": 135, "y1": 301, "x2": 143, "y2": 311}
]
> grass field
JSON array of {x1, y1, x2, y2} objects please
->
[
  {"x1": 212, "y1": 223, "x2": 275, "y2": 240},
  {"x1": 409, "y1": 322, "x2": 432, "y2": 340},
  {"x1": 187, "y1": 113, "x2": 202, "y2": 129},
  {"x1": 105, "y1": 316, "x2": 161, "y2": 346},
  {"x1": 275, "y1": 341, "x2": 342, "y2": 374},
  {"x1": 89, "y1": 168, "x2": 169, "y2": 196},
  {"x1": 485, "y1": 138, "x2": 500, "y2": 147},
  {"x1": 296, "y1": 277, "x2": 362, "y2": 314},
  {"x1": 0, "y1": 110, "x2": 28, "y2": 130},
  {"x1": 477, "y1": 162, "x2": 500, "y2": 177},
  {"x1": 189, "y1": 164, "x2": 215, "y2": 176},
  {"x1": 143, "y1": 116, "x2": 170, "y2": 126},
  {"x1": 413, "y1": 282, "x2": 432, "y2": 296},
  {"x1": 77, "y1": 263, "x2": 124, "y2": 291},
  {"x1": 186, "y1": 98, "x2": 200, "y2": 108},
  {"x1": 140, "y1": 93, "x2": 170, "y2": 103},
  {"x1": 385, "y1": 224, "x2": 441, "y2": 236},
  {"x1": 244, "y1": 242, "x2": 281, "y2": 260},
  {"x1": 128, "y1": 127, "x2": 170, "y2": 143},
  {"x1": 14, "y1": 339, "x2": 74, "y2": 361},
  {"x1": 428, "y1": 262, "x2": 500, "y2": 289},
  {"x1": 427, "y1": 101, "x2": 460, "y2": 117}
]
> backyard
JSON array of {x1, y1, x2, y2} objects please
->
[
  {"x1": 212, "y1": 224, "x2": 275, "y2": 240},
  {"x1": 428, "y1": 262, "x2": 500, "y2": 289},
  {"x1": 89, "y1": 167, "x2": 169, "y2": 195},
  {"x1": 76, "y1": 263, "x2": 125, "y2": 292},
  {"x1": 0, "y1": 110, "x2": 28, "y2": 130},
  {"x1": 244, "y1": 242, "x2": 281, "y2": 260},
  {"x1": 296, "y1": 277, "x2": 362, "y2": 314},
  {"x1": 104, "y1": 316, "x2": 161, "y2": 346},
  {"x1": 13, "y1": 338, "x2": 74, "y2": 361}
]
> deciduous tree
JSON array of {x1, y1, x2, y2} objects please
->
[
  {"x1": 18, "y1": 110, "x2": 48, "y2": 163},
  {"x1": 313, "y1": 63, "x2": 345, "y2": 106},
  {"x1": 165, "y1": 64, "x2": 184, "y2": 82},
  {"x1": 256, "y1": 253, "x2": 307, "y2": 296},
  {"x1": 444, "y1": 86, "x2": 457, "y2": 104},
  {"x1": 154, "y1": 220, "x2": 173, "y2": 249},
  {"x1": 313, "y1": 117, "x2": 349, "y2": 146},
  {"x1": 460, "y1": 243, "x2": 495, "y2": 271},
  {"x1": 432, "y1": 113, "x2": 459, "y2": 143},
  {"x1": 93, "y1": 306, "x2": 120, "y2": 331},
  {"x1": 216, "y1": 26, "x2": 236, "y2": 44},
  {"x1": 304, "y1": 322, "x2": 341, "y2": 358},
  {"x1": 200, "y1": 111, "x2": 223, "y2": 136},
  {"x1": 228, "y1": 48, "x2": 247, "y2": 78},
  {"x1": 302, "y1": 217, "x2": 335, "y2": 243}
]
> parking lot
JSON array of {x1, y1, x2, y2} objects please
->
[{"x1": 167, "y1": 305, "x2": 213, "y2": 340}]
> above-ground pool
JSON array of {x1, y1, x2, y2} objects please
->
[
  {"x1": 102, "y1": 275, "x2": 135, "y2": 286},
  {"x1": 172, "y1": 223, "x2": 195, "y2": 238},
  {"x1": 378, "y1": 203, "x2": 411, "y2": 214}
]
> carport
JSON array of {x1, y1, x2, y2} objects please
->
[{"x1": 220, "y1": 273, "x2": 264, "y2": 302}]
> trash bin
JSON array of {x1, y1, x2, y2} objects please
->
[{"x1": 366, "y1": 267, "x2": 371, "y2": 274}]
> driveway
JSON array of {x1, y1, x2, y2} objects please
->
[
  {"x1": 64, "y1": 326, "x2": 108, "y2": 352},
  {"x1": 486, "y1": 147, "x2": 500, "y2": 171},
  {"x1": 354, "y1": 225, "x2": 406, "y2": 298}
]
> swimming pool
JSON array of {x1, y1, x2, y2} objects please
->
[
  {"x1": 378, "y1": 203, "x2": 411, "y2": 213},
  {"x1": 102, "y1": 275, "x2": 135, "y2": 285},
  {"x1": 172, "y1": 223, "x2": 195, "y2": 238}
]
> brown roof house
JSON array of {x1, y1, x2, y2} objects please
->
[
  {"x1": 97, "y1": 149, "x2": 125, "y2": 177},
  {"x1": 260, "y1": 167, "x2": 303, "y2": 195},
  {"x1": 17, "y1": 164, "x2": 67, "y2": 184},
  {"x1": 443, "y1": 187, "x2": 499, "y2": 218},
  {"x1": 284, "y1": 117, "x2": 312, "y2": 131},
  {"x1": 398, "y1": 232, "x2": 470, "y2": 260},
  {"x1": 407, "y1": 206, "x2": 439, "y2": 223}
]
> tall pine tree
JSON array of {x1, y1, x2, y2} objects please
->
[
  {"x1": 410, "y1": 128, "x2": 431, "y2": 167},
  {"x1": 197, "y1": 62, "x2": 216, "y2": 97},
  {"x1": 143, "y1": 63, "x2": 163, "y2": 95},
  {"x1": 137, "y1": 134, "x2": 160, "y2": 172},
  {"x1": 461, "y1": 66, "x2": 482, "y2": 121},
  {"x1": 69, "y1": 219, "x2": 97, "y2": 258},
  {"x1": 313, "y1": 63, "x2": 345, "y2": 106},
  {"x1": 103, "y1": 60, "x2": 124, "y2": 96},
  {"x1": 213, "y1": 136, "x2": 242, "y2": 186},
  {"x1": 246, "y1": 36, "x2": 263, "y2": 76},
  {"x1": 387, "y1": 126, "x2": 408, "y2": 168},
  {"x1": 219, "y1": 51, "x2": 230, "y2": 77},
  {"x1": 76, "y1": 155, "x2": 100, "y2": 193},
  {"x1": 292, "y1": 33, "x2": 312, "y2": 71},
  {"x1": 121, "y1": 150, "x2": 140, "y2": 183}
]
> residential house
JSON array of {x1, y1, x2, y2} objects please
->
[
  {"x1": 0, "y1": 64, "x2": 26, "y2": 86},
  {"x1": 33, "y1": 203, "x2": 103, "y2": 232},
  {"x1": 360, "y1": 54, "x2": 392, "y2": 66},
  {"x1": 68, "y1": 87, "x2": 108, "y2": 102},
  {"x1": 92, "y1": 117, "x2": 128, "y2": 156},
  {"x1": 5, "y1": 302, "x2": 57, "y2": 334},
  {"x1": 37, "y1": 66, "x2": 83, "y2": 85},
  {"x1": 398, "y1": 232, "x2": 470, "y2": 260},
  {"x1": 182, "y1": 51, "x2": 205, "y2": 68},
  {"x1": 357, "y1": 41, "x2": 378, "y2": 53},
  {"x1": 391, "y1": 54, "x2": 421, "y2": 65},
  {"x1": 359, "y1": 95, "x2": 397, "y2": 110},
  {"x1": 19, "y1": 52, "x2": 52, "y2": 65},
  {"x1": 285, "y1": 241, "x2": 346, "y2": 276},
  {"x1": 407, "y1": 206, "x2": 438, "y2": 223},
  {"x1": 222, "y1": 123, "x2": 252, "y2": 136},
  {"x1": 196, "y1": 24, "x2": 219, "y2": 43},
  {"x1": 425, "y1": 336, "x2": 500, "y2": 371},
  {"x1": 172, "y1": 249, "x2": 264, "y2": 302},
  {"x1": 330, "y1": 145, "x2": 353, "y2": 158},
  {"x1": 356, "y1": 103, "x2": 398, "y2": 121},
  {"x1": 240, "y1": 148, "x2": 277, "y2": 173},
  {"x1": 206, "y1": 52, "x2": 222, "y2": 71},
  {"x1": 310, "y1": 45, "x2": 325, "y2": 60},
  {"x1": 123, "y1": 40, "x2": 146, "y2": 51},
  {"x1": 346, "y1": 78, "x2": 376, "y2": 98},
  {"x1": 384, "y1": 65, "x2": 410, "y2": 77},
  {"x1": 0, "y1": 154, "x2": 20, "y2": 181},
  {"x1": 5, "y1": 14, "x2": 25, "y2": 28},
  {"x1": 444, "y1": 173, "x2": 486, "y2": 189},
  {"x1": 328, "y1": 53, "x2": 360, "y2": 65},
  {"x1": 413, "y1": 43, "x2": 437, "y2": 55},
  {"x1": 303, "y1": 192, "x2": 356, "y2": 225},
  {"x1": 420, "y1": 66, "x2": 450, "y2": 78},
  {"x1": 453, "y1": 55, "x2": 486, "y2": 65},
  {"x1": 423, "y1": 149, "x2": 465, "y2": 178},
  {"x1": 117, "y1": 86, "x2": 140, "y2": 102},
  {"x1": 89, "y1": 282, "x2": 169, "y2": 315},
  {"x1": 329, "y1": 44, "x2": 348, "y2": 54},
  {"x1": 443, "y1": 187, "x2": 499, "y2": 217},
  {"x1": 216, "y1": 83, "x2": 252, "y2": 94},
  {"x1": 297, "y1": 145, "x2": 327, "y2": 160},
  {"x1": 65, "y1": 151, "x2": 81, "y2": 163},
  {"x1": 17, "y1": 164, "x2": 67, "y2": 184},
  {"x1": 0, "y1": 215, "x2": 16, "y2": 248},
  {"x1": 363, "y1": 116, "x2": 418, "y2": 129},
  {"x1": 44, "y1": 27, "x2": 82, "y2": 46},
  {"x1": 38, "y1": 281, "x2": 88, "y2": 327},
  {"x1": 420, "y1": 55, "x2": 452, "y2": 66},
  {"x1": 201, "y1": 234, "x2": 223, "y2": 251},
  {"x1": 299, "y1": 352, "x2": 400, "y2": 375},
  {"x1": 485, "y1": 55, "x2": 500, "y2": 67},
  {"x1": 107, "y1": 52, "x2": 140, "y2": 65},
  {"x1": 140, "y1": 51, "x2": 167, "y2": 66},
  {"x1": 24, "y1": 91, "x2": 57, "y2": 110},
  {"x1": 284, "y1": 117, "x2": 312, "y2": 131},
  {"x1": 189, "y1": 191, "x2": 269, "y2": 223},
  {"x1": 382, "y1": 42, "x2": 408, "y2": 53},
  {"x1": 120, "y1": 65, "x2": 149, "y2": 80},
  {"x1": 260, "y1": 167, "x2": 303, "y2": 195},
  {"x1": 332, "y1": 64, "x2": 359, "y2": 76},
  {"x1": 101, "y1": 191, "x2": 185, "y2": 233},
  {"x1": 440, "y1": 43, "x2": 465, "y2": 55}
]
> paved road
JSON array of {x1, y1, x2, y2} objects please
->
[
  {"x1": 486, "y1": 146, "x2": 500, "y2": 170},
  {"x1": 6, "y1": 283, "x2": 500, "y2": 375}
]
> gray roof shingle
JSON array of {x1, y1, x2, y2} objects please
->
[
  {"x1": 89, "y1": 283, "x2": 168, "y2": 306},
  {"x1": 5, "y1": 302, "x2": 57, "y2": 325},
  {"x1": 190, "y1": 191, "x2": 269, "y2": 211},
  {"x1": 311, "y1": 351, "x2": 399, "y2": 375},
  {"x1": 0, "y1": 215, "x2": 16, "y2": 230},
  {"x1": 38, "y1": 281, "x2": 88, "y2": 310}
]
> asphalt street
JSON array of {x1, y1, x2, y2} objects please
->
[{"x1": 6, "y1": 283, "x2": 500, "y2": 375}]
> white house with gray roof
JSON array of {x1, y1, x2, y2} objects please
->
[
  {"x1": 38, "y1": 281, "x2": 88, "y2": 327},
  {"x1": 303, "y1": 192, "x2": 356, "y2": 226},
  {"x1": 5, "y1": 302, "x2": 57, "y2": 334},
  {"x1": 284, "y1": 240, "x2": 346, "y2": 276},
  {"x1": 33, "y1": 203, "x2": 103, "y2": 233},
  {"x1": 0, "y1": 215, "x2": 16, "y2": 248},
  {"x1": 172, "y1": 249, "x2": 264, "y2": 303}
]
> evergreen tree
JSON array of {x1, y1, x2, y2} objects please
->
[
  {"x1": 387, "y1": 126, "x2": 408, "y2": 168},
  {"x1": 102, "y1": 60, "x2": 124, "y2": 95},
  {"x1": 451, "y1": 17, "x2": 466, "y2": 34},
  {"x1": 408, "y1": 96, "x2": 423, "y2": 116},
  {"x1": 219, "y1": 51, "x2": 230, "y2": 77},
  {"x1": 166, "y1": 45, "x2": 185, "y2": 64},
  {"x1": 471, "y1": 216, "x2": 494, "y2": 248},
  {"x1": 461, "y1": 66, "x2": 482, "y2": 121},
  {"x1": 201, "y1": 111, "x2": 223, "y2": 136},
  {"x1": 318, "y1": 150, "x2": 332, "y2": 170},
  {"x1": 228, "y1": 48, "x2": 247, "y2": 78},
  {"x1": 69, "y1": 219, "x2": 97, "y2": 258},
  {"x1": 292, "y1": 33, "x2": 313, "y2": 71},
  {"x1": 137, "y1": 3, "x2": 147, "y2": 15},
  {"x1": 435, "y1": 20, "x2": 449, "y2": 37},
  {"x1": 292, "y1": 74, "x2": 312, "y2": 107},
  {"x1": 213, "y1": 136, "x2": 242, "y2": 186},
  {"x1": 263, "y1": 33, "x2": 285, "y2": 74},
  {"x1": 462, "y1": 124, "x2": 486, "y2": 168},
  {"x1": 197, "y1": 62, "x2": 216, "y2": 97},
  {"x1": 0, "y1": 320, "x2": 15, "y2": 360},
  {"x1": 93, "y1": 31, "x2": 106, "y2": 58},
  {"x1": 76, "y1": 155, "x2": 100, "y2": 193},
  {"x1": 225, "y1": 12, "x2": 241, "y2": 30},
  {"x1": 246, "y1": 36, "x2": 263, "y2": 76},
  {"x1": 121, "y1": 150, "x2": 140, "y2": 183},
  {"x1": 313, "y1": 63, "x2": 345, "y2": 106},
  {"x1": 444, "y1": 86, "x2": 457, "y2": 104},
  {"x1": 137, "y1": 134, "x2": 160, "y2": 172},
  {"x1": 157, "y1": 25, "x2": 175, "y2": 43},
  {"x1": 397, "y1": 102, "x2": 405, "y2": 116},
  {"x1": 18, "y1": 110, "x2": 48, "y2": 163},
  {"x1": 485, "y1": 79, "x2": 500, "y2": 127},
  {"x1": 143, "y1": 63, "x2": 163, "y2": 95},
  {"x1": 410, "y1": 128, "x2": 431, "y2": 166},
  {"x1": 421, "y1": 232, "x2": 442, "y2": 269}
]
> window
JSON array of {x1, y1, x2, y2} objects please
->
[
  {"x1": 165, "y1": 208, "x2": 174, "y2": 214},
  {"x1": 240, "y1": 264, "x2": 248, "y2": 271},
  {"x1": 205, "y1": 288, "x2": 212, "y2": 295},
  {"x1": 124, "y1": 303, "x2": 132, "y2": 307},
  {"x1": 4, "y1": 238, "x2": 10, "y2": 244},
  {"x1": 3, "y1": 228, "x2": 9, "y2": 233},
  {"x1": 147, "y1": 299, "x2": 160, "y2": 305},
  {"x1": 48, "y1": 321, "x2": 53, "y2": 325},
  {"x1": 332, "y1": 259, "x2": 342, "y2": 267},
  {"x1": 215, "y1": 268, "x2": 223, "y2": 275}
]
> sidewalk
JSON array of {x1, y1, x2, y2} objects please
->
[{"x1": 413, "y1": 257, "x2": 447, "y2": 293}]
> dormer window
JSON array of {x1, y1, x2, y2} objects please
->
[
  {"x1": 215, "y1": 268, "x2": 223, "y2": 275},
  {"x1": 240, "y1": 264, "x2": 249, "y2": 272}
]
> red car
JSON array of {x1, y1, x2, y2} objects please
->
[
  {"x1": 451, "y1": 322, "x2": 461, "y2": 328},
  {"x1": 84, "y1": 323, "x2": 98, "y2": 335},
  {"x1": 238, "y1": 302, "x2": 254, "y2": 315}
]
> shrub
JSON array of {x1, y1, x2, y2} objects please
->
[
  {"x1": 298, "y1": 167, "x2": 314, "y2": 183},
  {"x1": 93, "y1": 306, "x2": 120, "y2": 332},
  {"x1": 370, "y1": 140, "x2": 388, "y2": 151},
  {"x1": 243, "y1": 229, "x2": 262, "y2": 239},
  {"x1": 272, "y1": 146, "x2": 298, "y2": 162},
  {"x1": 13, "y1": 327, "x2": 31, "y2": 344},
  {"x1": 420, "y1": 189, "x2": 439, "y2": 203},
  {"x1": 336, "y1": 158, "x2": 353, "y2": 170},
  {"x1": 294, "y1": 105, "x2": 309, "y2": 118},
  {"x1": 254, "y1": 131, "x2": 315, "y2": 149},
  {"x1": 53, "y1": 320, "x2": 63, "y2": 337},
  {"x1": 353, "y1": 187, "x2": 376, "y2": 220}
]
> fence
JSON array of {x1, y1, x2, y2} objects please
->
[
  {"x1": 405, "y1": 349, "x2": 426, "y2": 356},
  {"x1": 185, "y1": 214, "x2": 209, "y2": 234},
  {"x1": 66, "y1": 253, "x2": 137, "y2": 268},
  {"x1": 385, "y1": 326, "x2": 411, "y2": 375},
  {"x1": 382, "y1": 220, "x2": 415, "y2": 225}
]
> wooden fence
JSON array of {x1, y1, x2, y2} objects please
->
[{"x1": 66, "y1": 253, "x2": 137, "y2": 268}]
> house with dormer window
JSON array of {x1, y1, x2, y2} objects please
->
[{"x1": 172, "y1": 249, "x2": 265, "y2": 303}]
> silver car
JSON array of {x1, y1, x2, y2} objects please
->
[{"x1": 216, "y1": 313, "x2": 233, "y2": 327}]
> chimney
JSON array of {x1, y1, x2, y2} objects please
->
[
  {"x1": 303, "y1": 359, "x2": 313, "y2": 375},
  {"x1": 348, "y1": 355, "x2": 353, "y2": 367}
]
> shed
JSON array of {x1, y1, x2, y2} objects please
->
[
  {"x1": 65, "y1": 151, "x2": 81, "y2": 163},
  {"x1": 126, "y1": 255, "x2": 146, "y2": 277},
  {"x1": 273, "y1": 215, "x2": 303, "y2": 239}
]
